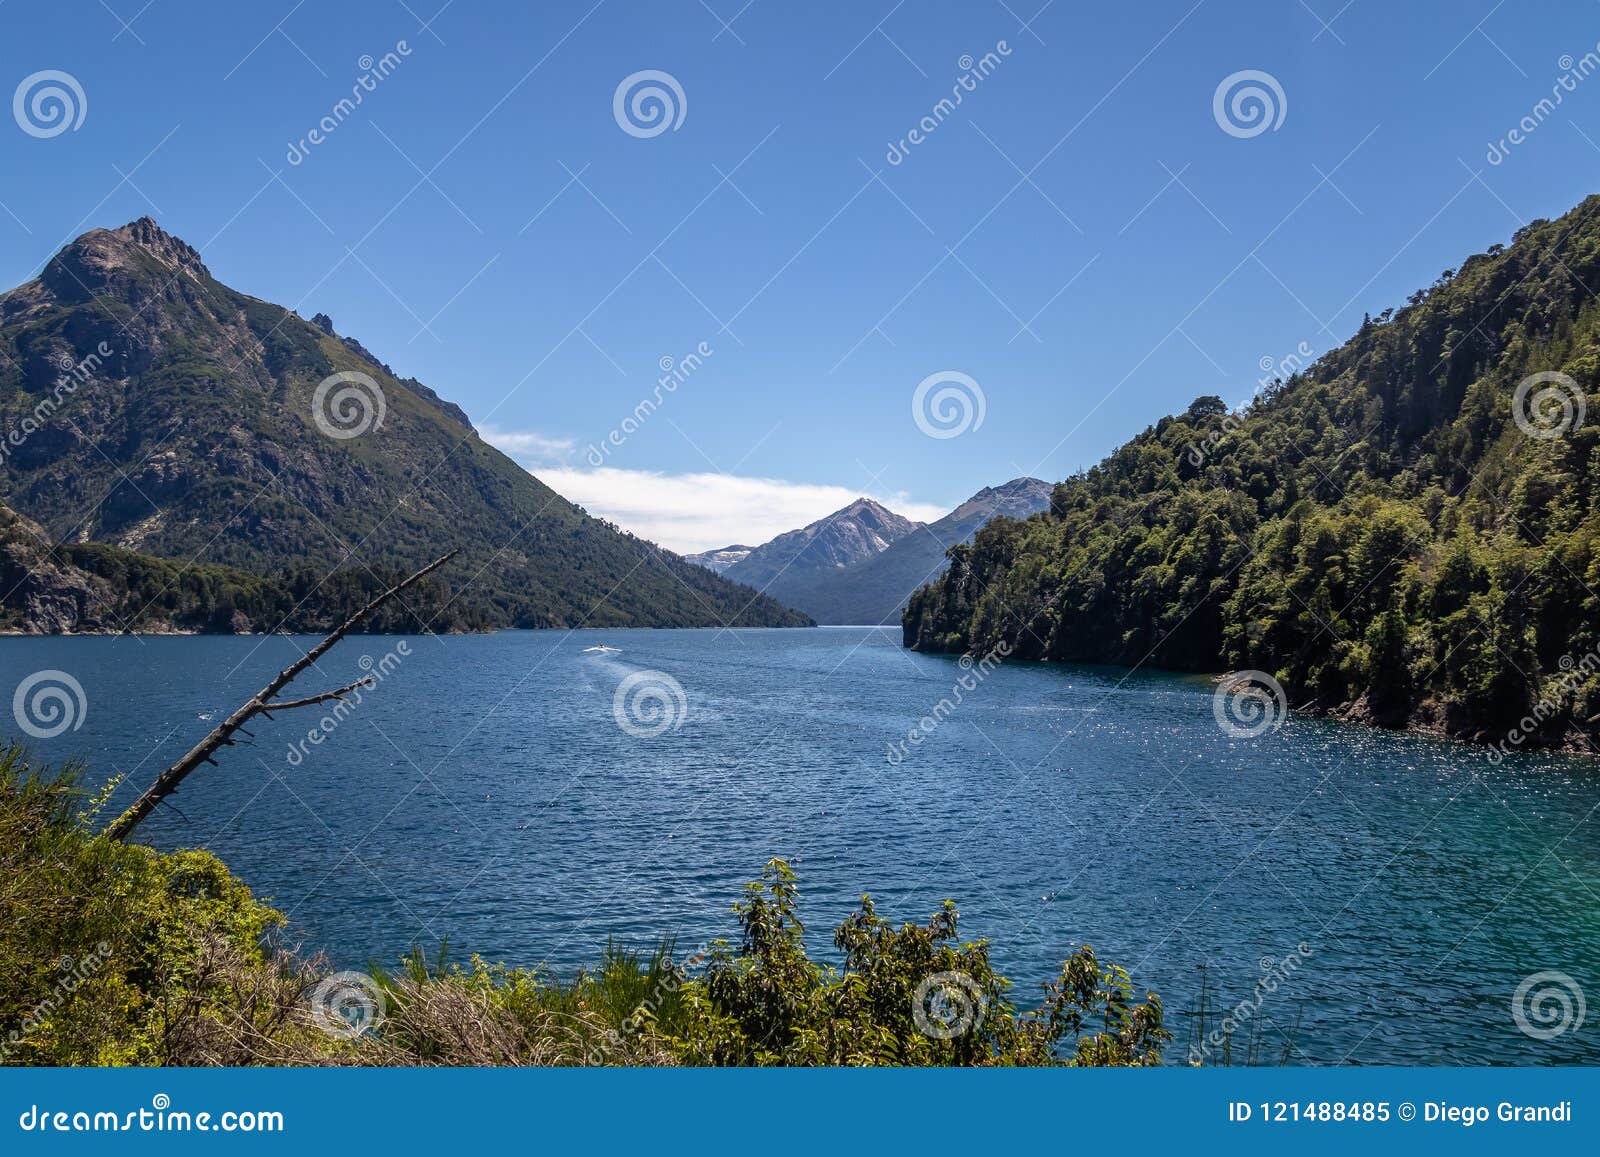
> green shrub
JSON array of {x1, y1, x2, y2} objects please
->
[{"x1": 666, "y1": 858, "x2": 1168, "y2": 1066}]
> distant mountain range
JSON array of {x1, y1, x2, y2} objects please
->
[
  {"x1": 0, "y1": 219, "x2": 808, "y2": 633},
  {"x1": 689, "y1": 478, "x2": 1051, "y2": 624},
  {"x1": 689, "y1": 497, "x2": 920, "y2": 589},
  {"x1": 686, "y1": 544, "x2": 756, "y2": 575}
]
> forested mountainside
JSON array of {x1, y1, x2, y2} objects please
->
[
  {"x1": 2, "y1": 499, "x2": 479, "y2": 635},
  {"x1": 906, "y1": 195, "x2": 1600, "y2": 752},
  {"x1": 0, "y1": 219, "x2": 807, "y2": 631}
]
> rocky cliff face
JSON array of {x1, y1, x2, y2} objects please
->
[
  {"x1": 310, "y1": 311, "x2": 474, "y2": 431},
  {"x1": 0, "y1": 503, "x2": 106, "y2": 633}
]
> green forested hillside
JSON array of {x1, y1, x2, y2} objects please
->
[
  {"x1": 0, "y1": 219, "x2": 807, "y2": 631},
  {"x1": 1, "y1": 499, "x2": 489, "y2": 634},
  {"x1": 905, "y1": 196, "x2": 1600, "y2": 751}
]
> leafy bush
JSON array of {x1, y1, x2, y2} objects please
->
[
  {"x1": 668, "y1": 858, "x2": 1166, "y2": 1065},
  {"x1": 0, "y1": 744, "x2": 323, "y2": 1064}
]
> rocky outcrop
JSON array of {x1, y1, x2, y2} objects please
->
[{"x1": 0, "y1": 503, "x2": 107, "y2": 633}]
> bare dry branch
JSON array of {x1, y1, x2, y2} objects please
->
[
  {"x1": 103, "y1": 550, "x2": 458, "y2": 842},
  {"x1": 269, "y1": 677, "x2": 377, "y2": 712}
]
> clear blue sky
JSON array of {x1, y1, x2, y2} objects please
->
[{"x1": 3, "y1": 0, "x2": 1599, "y2": 550}]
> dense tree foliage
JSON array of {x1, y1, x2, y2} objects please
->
[
  {"x1": 906, "y1": 198, "x2": 1600, "y2": 750},
  {"x1": 1, "y1": 511, "x2": 492, "y2": 634}
]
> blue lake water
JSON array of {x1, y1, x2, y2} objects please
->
[{"x1": 4, "y1": 626, "x2": 1598, "y2": 1064}]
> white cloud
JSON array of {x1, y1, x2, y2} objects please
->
[
  {"x1": 478, "y1": 426, "x2": 577, "y2": 461},
  {"x1": 478, "y1": 427, "x2": 950, "y2": 552},
  {"x1": 524, "y1": 466, "x2": 950, "y2": 554}
]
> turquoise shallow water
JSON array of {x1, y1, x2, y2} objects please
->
[{"x1": 4, "y1": 626, "x2": 1598, "y2": 1064}]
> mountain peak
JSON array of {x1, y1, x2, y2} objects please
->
[
  {"x1": 96, "y1": 217, "x2": 211, "y2": 281},
  {"x1": 812, "y1": 496, "x2": 919, "y2": 540},
  {"x1": 704, "y1": 496, "x2": 922, "y2": 590},
  {"x1": 111, "y1": 217, "x2": 208, "y2": 274},
  {"x1": 708, "y1": 477, "x2": 1054, "y2": 624},
  {"x1": 42, "y1": 218, "x2": 210, "y2": 302},
  {"x1": 838, "y1": 496, "x2": 896, "y2": 518},
  {"x1": 942, "y1": 477, "x2": 1051, "y2": 525},
  {"x1": 1, "y1": 222, "x2": 808, "y2": 632}
]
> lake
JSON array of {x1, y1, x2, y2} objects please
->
[{"x1": 4, "y1": 626, "x2": 1597, "y2": 1064}]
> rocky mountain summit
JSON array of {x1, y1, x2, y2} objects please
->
[
  {"x1": 0, "y1": 219, "x2": 809, "y2": 631},
  {"x1": 713, "y1": 498, "x2": 922, "y2": 594}
]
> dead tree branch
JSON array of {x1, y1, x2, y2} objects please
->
[
  {"x1": 104, "y1": 550, "x2": 458, "y2": 843},
  {"x1": 268, "y1": 677, "x2": 377, "y2": 712}
]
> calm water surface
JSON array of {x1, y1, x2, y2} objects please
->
[{"x1": 5, "y1": 626, "x2": 1598, "y2": 1064}]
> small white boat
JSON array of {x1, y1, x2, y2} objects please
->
[{"x1": 582, "y1": 644, "x2": 622, "y2": 654}]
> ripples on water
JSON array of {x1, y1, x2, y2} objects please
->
[{"x1": 6, "y1": 626, "x2": 1598, "y2": 1064}]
